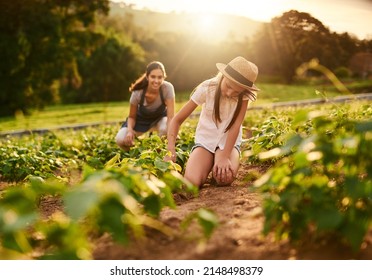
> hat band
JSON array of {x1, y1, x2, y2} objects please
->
[{"x1": 225, "y1": 65, "x2": 253, "y2": 87}]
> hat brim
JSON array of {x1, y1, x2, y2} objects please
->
[{"x1": 216, "y1": 63, "x2": 260, "y2": 92}]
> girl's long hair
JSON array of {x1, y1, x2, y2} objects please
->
[
  {"x1": 213, "y1": 74, "x2": 244, "y2": 133},
  {"x1": 129, "y1": 61, "x2": 167, "y2": 92}
]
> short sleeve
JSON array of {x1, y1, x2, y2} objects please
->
[
  {"x1": 190, "y1": 82, "x2": 208, "y2": 105},
  {"x1": 129, "y1": 90, "x2": 141, "y2": 105},
  {"x1": 162, "y1": 81, "x2": 175, "y2": 100}
]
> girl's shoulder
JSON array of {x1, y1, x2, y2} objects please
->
[
  {"x1": 191, "y1": 77, "x2": 219, "y2": 105},
  {"x1": 199, "y1": 77, "x2": 218, "y2": 89}
]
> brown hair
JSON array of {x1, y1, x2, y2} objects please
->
[
  {"x1": 129, "y1": 61, "x2": 167, "y2": 92},
  {"x1": 213, "y1": 76, "x2": 244, "y2": 133}
]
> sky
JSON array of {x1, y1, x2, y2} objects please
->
[{"x1": 111, "y1": 0, "x2": 372, "y2": 39}]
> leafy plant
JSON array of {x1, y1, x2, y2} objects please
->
[{"x1": 254, "y1": 109, "x2": 372, "y2": 251}]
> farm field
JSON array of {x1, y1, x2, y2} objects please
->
[
  {"x1": 3, "y1": 80, "x2": 370, "y2": 133},
  {"x1": 0, "y1": 99, "x2": 371, "y2": 260}
]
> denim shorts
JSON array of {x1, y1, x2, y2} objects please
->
[{"x1": 191, "y1": 143, "x2": 241, "y2": 154}]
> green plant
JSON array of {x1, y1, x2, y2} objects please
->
[{"x1": 254, "y1": 109, "x2": 372, "y2": 251}]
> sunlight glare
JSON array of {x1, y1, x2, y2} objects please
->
[
  {"x1": 197, "y1": 14, "x2": 216, "y2": 31},
  {"x1": 193, "y1": 13, "x2": 226, "y2": 41}
]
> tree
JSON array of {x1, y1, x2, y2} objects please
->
[
  {"x1": 0, "y1": 0, "x2": 109, "y2": 117},
  {"x1": 74, "y1": 35, "x2": 145, "y2": 103},
  {"x1": 252, "y1": 10, "x2": 338, "y2": 83}
]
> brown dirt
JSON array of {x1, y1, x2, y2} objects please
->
[
  {"x1": 90, "y1": 163, "x2": 372, "y2": 260},
  {"x1": 4, "y1": 163, "x2": 371, "y2": 260}
]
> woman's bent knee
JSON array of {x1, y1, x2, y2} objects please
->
[
  {"x1": 157, "y1": 117, "x2": 168, "y2": 136},
  {"x1": 115, "y1": 127, "x2": 131, "y2": 150}
]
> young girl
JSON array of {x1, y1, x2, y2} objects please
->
[
  {"x1": 165, "y1": 56, "x2": 259, "y2": 187},
  {"x1": 116, "y1": 61, "x2": 175, "y2": 150}
]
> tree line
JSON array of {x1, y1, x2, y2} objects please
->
[{"x1": 0, "y1": 1, "x2": 371, "y2": 117}]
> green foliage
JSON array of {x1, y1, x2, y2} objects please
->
[
  {"x1": 0, "y1": 147, "x2": 210, "y2": 259},
  {"x1": 0, "y1": 121, "x2": 218, "y2": 259},
  {"x1": 253, "y1": 105, "x2": 372, "y2": 251},
  {"x1": 72, "y1": 36, "x2": 145, "y2": 103},
  {"x1": 181, "y1": 208, "x2": 219, "y2": 240},
  {"x1": 1, "y1": 101, "x2": 371, "y2": 258},
  {"x1": 1, "y1": 1, "x2": 370, "y2": 118},
  {"x1": 243, "y1": 114, "x2": 295, "y2": 162},
  {"x1": 0, "y1": 0, "x2": 110, "y2": 116},
  {"x1": 251, "y1": 10, "x2": 370, "y2": 83},
  {"x1": 334, "y1": 67, "x2": 352, "y2": 79}
]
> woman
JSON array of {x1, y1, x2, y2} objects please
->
[
  {"x1": 116, "y1": 61, "x2": 175, "y2": 150},
  {"x1": 165, "y1": 56, "x2": 259, "y2": 187}
]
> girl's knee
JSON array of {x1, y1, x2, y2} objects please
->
[
  {"x1": 185, "y1": 177, "x2": 203, "y2": 188},
  {"x1": 184, "y1": 172, "x2": 205, "y2": 188}
]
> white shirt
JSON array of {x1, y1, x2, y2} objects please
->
[{"x1": 191, "y1": 77, "x2": 248, "y2": 153}]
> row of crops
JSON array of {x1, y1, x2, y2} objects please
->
[{"x1": 0, "y1": 100, "x2": 371, "y2": 259}]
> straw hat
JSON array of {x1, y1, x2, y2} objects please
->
[{"x1": 216, "y1": 56, "x2": 259, "y2": 92}]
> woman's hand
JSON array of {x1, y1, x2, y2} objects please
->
[{"x1": 123, "y1": 130, "x2": 135, "y2": 146}]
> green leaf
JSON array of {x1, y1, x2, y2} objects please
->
[
  {"x1": 197, "y1": 208, "x2": 219, "y2": 239},
  {"x1": 0, "y1": 208, "x2": 38, "y2": 233},
  {"x1": 104, "y1": 153, "x2": 121, "y2": 168},
  {"x1": 143, "y1": 195, "x2": 161, "y2": 217},
  {"x1": 154, "y1": 158, "x2": 171, "y2": 172},
  {"x1": 64, "y1": 186, "x2": 99, "y2": 220},
  {"x1": 293, "y1": 152, "x2": 308, "y2": 169},
  {"x1": 292, "y1": 110, "x2": 309, "y2": 126},
  {"x1": 313, "y1": 207, "x2": 343, "y2": 230},
  {"x1": 98, "y1": 197, "x2": 128, "y2": 244},
  {"x1": 341, "y1": 219, "x2": 369, "y2": 251}
]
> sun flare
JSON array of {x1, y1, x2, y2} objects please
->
[
  {"x1": 197, "y1": 14, "x2": 217, "y2": 31},
  {"x1": 111, "y1": 0, "x2": 372, "y2": 40}
]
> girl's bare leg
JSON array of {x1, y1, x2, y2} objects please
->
[{"x1": 184, "y1": 147, "x2": 214, "y2": 187}]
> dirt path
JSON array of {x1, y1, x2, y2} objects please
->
[{"x1": 92, "y1": 164, "x2": 372, "y2": 260}]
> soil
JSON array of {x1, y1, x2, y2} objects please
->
[
  {"x1": 91, "y1": 163, "x2": 372, "y2": 260},
  {"x1": 5, "y1": 163, "x2": 372, "y2": 260}
]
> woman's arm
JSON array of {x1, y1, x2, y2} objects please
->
[
  {"x1": 123, "y1": 103, "x2": 138, "y2": 146},
  {"x1": 165, "y1": 99, "x2": 198, "y2": 161},
  {"x1": 165, "y1": 97, "x2": 175, "y2": 129}
]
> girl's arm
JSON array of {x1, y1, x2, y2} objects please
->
[
  {"x1": 165, "y1": 99, "x2": 198, "y2": 161},
  {"x1": 224, "y1": 99, "x2": 248, "y2": 155},
  {"x1": 213, "y1": 99, "x2": 249, "y2": 174}
]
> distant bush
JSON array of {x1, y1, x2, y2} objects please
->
[{"x1": 334, "y1": 67, "x2": 352, "y2": 79}]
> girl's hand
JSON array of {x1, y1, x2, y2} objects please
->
[
  {"x1": 163, "y1": 150, "x2": 177, "y2": 162},
  {"x1": 213, "y1": 157, "x2": 234, "y2": 184}
]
